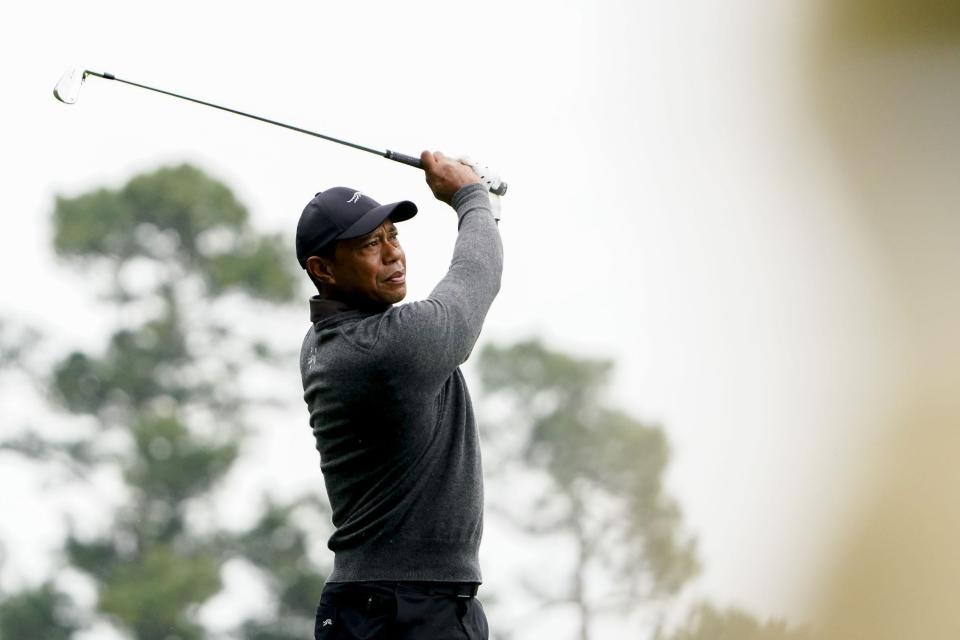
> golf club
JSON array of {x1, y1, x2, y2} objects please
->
[{"x1": 53, "y1": 68, "x2": 508, "y2": 196}]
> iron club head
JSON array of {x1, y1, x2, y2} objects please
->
[{"x1": 53, "y1": 68, "x2": 88, "y2": 104}]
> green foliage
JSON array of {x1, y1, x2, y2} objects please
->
[
  {"x1": 0, "y1": 319, "x2": 41, "y2": 372},
  {"x1": 97, "y1": 546, "x2": 221, "y2": 640},
  {"x1": 480, "y1": 338, "x2": 612, "y2": 401},
  {"x1": 54, "y1": 187, "x2": 139, "y2": 260},
  {"x1": 126, "y1": 414, "x2": 239, "y2": 506},
  {"x1": 0, "y1": 431, "x2": 101, "y2": 472},
  {"x1": 52, "y1": 163, "x2": 298, "y2": 304},
  {"x1": 239, "y1": 621, "x2": 315, "y2": 640},
  {"x1": 54, "y1": 165, "x2": 247, "y2": 263},
  {"x1": 478, "y1": 339, "x2": 699, "y2": 636},
  {"x1": 51, "y1": 351, "x2": 110, "y2": 415},
  {"x1": 66, "y1": 536, "x2": 119, "y2": 582},
  {"x1": 658, "y1": 603, "x2": 808, "y2": 640},
  {"x1": 53, "y1": 303, "x2": 190, "y2": 417},
  {"x1": 203, "y1": 233, "x2": 299, "y2": 302},
  {"x1": 0, "y1": 583, "x2": 80, "y2": 640},
  {"x1": 121, "y1": 165, "x2": 249, "y2": 256},
  {"x1": 226, "y1": 498, "x2": 329, "y2": 640},
  {"x1": 1, "y1": 163, "x2": 328, "y2": 639}
]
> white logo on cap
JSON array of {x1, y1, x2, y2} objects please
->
[{"x1": 347, "y1": 192, "x2": 362, "y2": 204}]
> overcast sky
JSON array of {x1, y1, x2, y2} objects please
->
[{"x1": 1, "y1": 1, "x2": 904, "y2": 635}]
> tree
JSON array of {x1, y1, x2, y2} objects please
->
[
  {"x1": 0, "y1": 164, "x2": 329, "y2": 639},
  {"x1": 657, "y1": 603, "x2": 808, "y2": 640},
  {"x1": 477, "y1": 339, "x2": 699, "y2": 640},
  {"x1": 0, "y1": 582, "x2": 81, "y2": 640}
]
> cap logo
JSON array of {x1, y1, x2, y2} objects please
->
[{"x1": 347, "y1": 192, "x2": 362, "y2": 204}]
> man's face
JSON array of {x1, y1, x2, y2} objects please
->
[{"x1": 314, "y1": 220, "x2": 406, "y2": 307}]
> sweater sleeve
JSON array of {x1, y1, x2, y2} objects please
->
[{"x1": 375, "y1": 183, "x2": 503, "y2": 393}]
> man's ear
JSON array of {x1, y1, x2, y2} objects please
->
[{"x1": 306, "y1": 255, "x2": 336, "y2": 287}]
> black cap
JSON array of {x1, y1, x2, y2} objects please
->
[{"x1": 296, "y1": 187, "x2": 417, "y2": 268}]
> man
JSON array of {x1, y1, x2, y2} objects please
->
[{"x1": 297, "y1": 150, "x2": 503, "y2": 639}]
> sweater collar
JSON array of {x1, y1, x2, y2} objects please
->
[
  {"x1": 309, "y1": 296, "x2": 355, "y2": 323},
  {"x1": 309, "y1": 295, "x2": 390, "y2": 323}
]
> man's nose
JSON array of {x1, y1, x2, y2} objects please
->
[{"x1": 383, "y1": 240, "x2": 401, "y2": 263}]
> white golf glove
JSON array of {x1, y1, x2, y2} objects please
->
[{"x1": 457, "y1": 155, "x2": 504, "y2": 222}]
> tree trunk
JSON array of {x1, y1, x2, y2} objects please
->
[{"x1": 571, "y1": 496, "x2": 592, "y2": 640}]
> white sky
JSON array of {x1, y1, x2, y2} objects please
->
[{"x1": 1, "y1": 1, "x2": 907, "y2": 636}]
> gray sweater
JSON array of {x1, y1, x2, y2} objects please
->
[{"x1": 299, "y1": 183, "x2": 503, "y2": 583}]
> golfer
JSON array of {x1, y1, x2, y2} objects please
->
[{"x1": 297, "y1": 151, "x2": 503, "y2": 639}]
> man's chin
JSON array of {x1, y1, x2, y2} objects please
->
[{"x1": 377, "y1": 284, "x2": 406, "y2": 305}]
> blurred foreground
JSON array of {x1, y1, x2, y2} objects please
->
[{"x1": 808, "y1": 1, "x2": 960, "y2": 638}]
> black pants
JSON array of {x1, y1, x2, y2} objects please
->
[{"x1": 314, "y1": 581, "x2": 489, "y2": 640}]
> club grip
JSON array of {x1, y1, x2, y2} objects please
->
[{"x1": 385, "y1": 150, "x2": 423, "y2": 169}]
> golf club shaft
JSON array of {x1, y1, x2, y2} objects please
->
[{"x1": 84, "y1": 71, "x2": 423, "y2": 168}]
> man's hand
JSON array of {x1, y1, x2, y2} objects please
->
[{"x1": 421, "y1": 150, "x2": 481, "y2": 204}]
